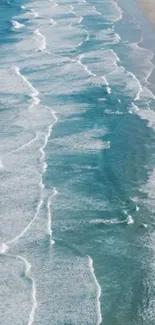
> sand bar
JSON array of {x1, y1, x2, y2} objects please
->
[{"x1": 137, "y1": 0, "x2": 155, "y2": 23}]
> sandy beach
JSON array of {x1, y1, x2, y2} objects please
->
[{"x1": 138, "y1": 0, "x2": 155, "y2": 23}]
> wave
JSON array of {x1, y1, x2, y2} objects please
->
[
  {"x1": 16, "y1": 255, "x2": 37, "y2": 325},
  {"x1": 4, "y1": 111, "x2": 58, "y2": 245},
  {"x1": 123, "y1": 210, "x2": 134, "y2": 224},
  {"x1": 34, "y1": 29, "x2": 50, "y2": 53},
  {"x1": 76, "y1": 53, "x2": 111, "y2": 94},
  {"x1": 14, "y1": 66, "x2": 40, "y2": 106},
  {"x1": 77, "y1": 54, "x2": 96, "y2": 77},
  {"x1": 96, "y1": 27, "x2": 121, "y2": 44},
  {"x1": 34, "y1": 29, "x2": 46, "y2": 51},
  {"x1": 88, "y1": 256, "x2": 102, "y2": 325},
  {"x1": 78, "y1": 16, "x2": 83, "y2": 24},
  {"x1": 69, "y1": 5, "x2": 76, "y2": 16},
  {"x1": 30, "y1": 9, "x2": 39, "y2": 18},
  {"x1": 0, "y1": 159, "x2": 3, "y2": 170},
  {"x1": 92, "y1": 5, "x2": 101, "y2": 16},
  {"x1": 89, "y1": 214, "x2": 134, "y2": 225},
  {"x1": 10, "y1": 135, "x2": 38, "y2": 153},
  {"x1": 11, "y1": 20, "x2": 25, "y2": 29},
  {"x1": 50, "y1": 18, "x2": 57, "y2": 26},
  {"x1": 47, "y1": 187, "x2": 58, "y2": 240}
]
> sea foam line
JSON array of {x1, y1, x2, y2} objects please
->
[
  {"x1": 6, "y1": 109, "x2": 58, "y2": 245},
  {"x1": 10, "y1": 135, "x2": 38, "y2": 153},
  {"x1": 6, "y1": 198, "x2": 43, "y2": 246},
  {"x1": 78, "y1": 16, "x2": 83, "y2": 24},
  {"x1": 17, "y1": 255, "x2": 37, "y2": 325},
  {"x1": 14, "y1": 66, "x2": 40, "y2": 106},
  {"x1": 47, "y1": 187, "x2": 58, "y2": 244},
  {"x1": 92, "y1": 5, "x2": 101, "y2": 16},
  {"x1": 69, "y1": 5, "x2": 76, "y2": 16},
  {"x1": 12, "y1": 20, "x2": 25, "y2": 29},
  {"x1": 39, "y1": 108, "x2": 58, "y2": 174},
  {"x1": 30, "y1": 9, "x2": 39, "y2": 18},
  {"x1": 77, "y1": 54, "x2": 96, "y2": 77},
  {"x1": 34, "y1": 29, "x2": 46, "y2": 52},
  {"x1": 88, "y1": 256, "x2": 102, "y2": 325},
  {"x1": 0, "y1": 159, "x2": 3, "y2": 170},
  {"x1": 50, "y1": 18, "x2": 57, "y2": 26}
]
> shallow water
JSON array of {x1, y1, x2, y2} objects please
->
[{"x1": 1, "y1": 0, "x2": 155, "y2": 324}]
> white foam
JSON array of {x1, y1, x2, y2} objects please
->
[
  {"x1": 136, "y1": 205, "x2": 140, "y2": 212},
  {"x1": 30, "y1": 9, "x2": 39, "y2": 18},
  {"x1": 6, "y1": 198, "x2": 43, "y2": 246},
  {"x1": 142, "y1": 223, "x2": 148, "y2": 228},
  {"x1": 0, "y1": 159, "x2": 3, "y2": 170},
  {"x1": 12, "y1": 20, "x2": 25, "y2": 29},
  {"x1": 50, "y1": 18, "x2": 57, "y2": 26},
  {"x1": 77, "y1": 54, "x2": 96, "y2": 77},
  {"x1": 14, "y1": 66, "x2": 40, "y2": 105},
  {"x1": 34, "y1": 29, "x2": 47, "y2": 52},
  {"x1": 50, "y1": 127, "x2": 109, "y2": 154},
  {"x1": 47, "y1": 187, "x2": 58, "y2": 237},
  {"x1": 78, "y1": 16, "x2": 83, "y2": 24},
  {"x1": 92, "y1": 5, "x2": 101, "y2": 16},
  {"x1": 88, "y1": 256, "x2": 102, "y2": 325},
  {"x1": 17, "y1": 255, "x2": 37, "y2": 325},
  {"x1": 39, "y1": 108, "x2": 58, "y2": 173},
  {"x1": 97, "y1": 28, "x2": 121, "y2": 44},
  {"x1": 0, "y1": 243, "x2": 9, "y2": 254},
  {"x1": 89, "y1": 218, "x2": 124, "y2": 225},
  {"x1": 123, "y1": 209, "x2": 134, "y2": 224},
  {"x1": 126, "y1": 215, "x2": 134, "y2": 224},
  {"x1": 69, "y1": 5, "x2": 76, "y2": 16},
  {"x1": 11, "y1": 135, "x2": 38, "y2": 153}
]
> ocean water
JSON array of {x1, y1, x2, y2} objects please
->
[{"x1": 1, "y1": 0, "x2": 155, "y2": 324}]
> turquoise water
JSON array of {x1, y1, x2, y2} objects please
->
[{"x1": 1, "y1": 0, "x2": 155, "y2": 324}]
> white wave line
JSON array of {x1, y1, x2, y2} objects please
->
[
  {"x1": 69, "y1": 5, "x2": 76, "y2": 16},
  {"x1": 30, "y1": 9, "x2": 39, "y2": 18},
  {"x1": 88, "y1": 256, "x2": 102, "y2": 325},
  {"x1": 50, "y1": 18, "x2": 57, "y2": 26},
  {"x1": 47, "y1": 187, "x2": 58, "y2": 238},
  {"x1": 78, "y1": 16, "x2": 83, "y2": 24},
  {"x1": 77, "y1": 54, "x2": 96, "y2": 77},
  {"x1": 84, "y1": 29, "x2": 89, "y2": 42},
  {"x1": 3, "y1": 110, "x2": 58, "y2": 247},
  {"x1": 10, "y1": 135, "x2": 38, "y2": 154},
  {"x1": 127, "y1": 70, "x2": 143, "y2": 101},
  {"x1": 92, "y1": 6, "x2": 101, "y2": 16},
  {"x1": 40, "y1": 108, "x2": 58, "y2": 174},
  {"x1": 12, "y1": 20, "x2": 25, "y2": 29},
  {"x1": 0, "y1": 250, "x2": 37, "y2": 325},
  {"x1": 34, "y1": 29, "x2": 46, "y2": 52},
  {"x1": 14, "y1": 66, "x2": 40, "y2": 105},
  {"x1": 101, "y1": 76, "x2": 111, "y2": 94},
  {"x1": 17, "y1": 255, "x2": 37, "y2": 325},
  {"x1": 6, "y1": 197, "x2": 43, "y2": 246},
  {"x1": 34, "y1": 29, "x2": 51, "y2": 54}
]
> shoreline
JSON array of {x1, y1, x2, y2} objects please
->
[{"x1": 137, "y1": 0, "x2": 155, "y2": 24}]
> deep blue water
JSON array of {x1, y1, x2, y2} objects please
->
[{"x1": 1, "y1": 0, "x2": 155, "y2": 324}]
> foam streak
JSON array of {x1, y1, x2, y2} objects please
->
[
  {"x1": 14, "y1": 66, "x2": 40, "y2": 105},
  {"x1": 88, "y1": 256, "x2": 102, "y2": 325},
  {"x1": 47, "y1": 187, "x2": 58, "y2": 238},
  {"x1": 17, "y1": 255, "x2": 37, "y2": 325}
]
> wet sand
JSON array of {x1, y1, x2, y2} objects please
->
[{"x1": 138, "y1": 0, "x2": 155, "y2": 23}]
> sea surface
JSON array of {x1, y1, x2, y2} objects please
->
[{"x1": 1, "y1": 0, "x2": 155, "y2": 324}]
